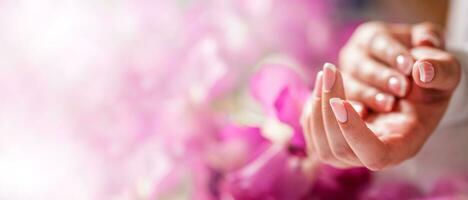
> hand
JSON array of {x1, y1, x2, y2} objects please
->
[
  {"x1": 339, "y1": 22, "x2": 444, "y2": 112},
  {"x1": 302, "y1": 58, "x2": 460, "y2": 170},
  {"x1": 302, "y1": 22, "x2": 460, "y2": 170}
]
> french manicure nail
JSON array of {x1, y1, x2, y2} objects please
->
[
  {"x1": 323, "y1": 63, "x2": 336, "y2": 92},
  {"x1": 314, "y1": 71, "x2": 323, "y2": 97},
  {"x1": 330, "y1": 98, "x2": 347, "y2": 123},
  {"x1": 418, "y1": 61, "x2": 435, "y2": 83},
  {"x1": 375, "y1": 93, "x2": 395, "y2": 112},
  {"x1": 388, "y1": 76, "x2": 407, "y2": 97},
  {"x1": 396, "y1": 54, "x2": 413, "y2": 75}
]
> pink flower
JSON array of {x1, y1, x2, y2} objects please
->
[
  {"x1": 223, "y1": 146, "x2": 313, "y2": 200},
  {"x1": 250, "y1": 64, "x2": 310, "y2": 155}
]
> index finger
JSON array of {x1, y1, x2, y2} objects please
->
[
  {"x1": 352, "y1": 23, "x2": 414, "y2": 75},
  {"x1": 329, "y1": 98, "x2": 391, "y2": 170}
]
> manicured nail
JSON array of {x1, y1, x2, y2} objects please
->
[
  {"x1": 418, "y1": 61, "x2": 435, "y2": 83},
  {"x1": 330, "y1": 98, "x2": 347, "y2": 123},
  {"x1": 423, "y1": 33, "x2": 441, "y2": 48},
  {"x1": 323, "y1": 63, "x2": 336, "y2": 92},
  {"x1": 388, "y1": 76, "x2": 407, "y2": 97},
  {"x1": 314, "y1": 71, "x2": 323, "y2": 97},
  {"x1": 396, "y1": 54, "x2": 413, "y2": 75},
  {"x1": 375, "y1": 93, "x2": 395, "y2": 112}
]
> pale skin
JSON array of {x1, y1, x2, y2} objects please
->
[{"x1": 301, "y1": 22, "x2": 461, "y2": 170}]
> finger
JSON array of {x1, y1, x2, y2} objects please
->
[
  {"x1": 329, "y1": 98, "x2": 390, "y2": 171},
  {"x1": 412, "y1": 22, "x2": 444, "y2": 48},
  {"x1": 387, "y1": 23, "x2": 412, "y2": 47},
  {"x1": 309, "y1": 71, "x2": 350, "y2": 168},
  {"x1": 343, "y1": 75, "x2": 395, "y2": 112},
  {"x1": 367, "y1": 32, "x2": 414, "y2": 75},
  {"x1": 411, "y1": 47, "x2": 461, "y2": 91},
  {"x1": 321, "y1": 63, "x2": 361, "y2": 165},
  {"x1": 351, "y1": 23, "x2": 414, "y2": 75},
  {"x1": 340, "y1": 46, "x2": 410, "y2": 97},
  {"x1": 348, "y1": 100, "x2": 367, "y2": 117}
]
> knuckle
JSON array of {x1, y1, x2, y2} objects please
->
[
  {"x1": 339, "y1": 46, "x2": 356, "y2": 70},
  {"x1": 350, "y1": 21, "x2": 386, "y2": 45},
  {"x1": 340, "y1": 48, "x2": 363, "y2": 73}
]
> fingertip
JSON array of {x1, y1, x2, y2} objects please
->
[
  {"x1": 388, "y1": 76, "x2": 409, "y2": 97},
  {"x1": 349, "y1": 101, "x2": 367, "y2": 117},
  {"x1": 412, "y1": 59, "x2": 436, "y2": 88},
  {"x1": 314, "y1": 71, "x2": 324, "y2": 97},
  {"x1": 396, "y1": 54, "x2": 414, "y2": 75},
  {"x1": 375, "y1": 93, "x2": 395, "y2": 112},
  {"x1": 323, "y1": 63, "x2": 337, "y2": 92},
  {"x1": 329, "y1": 98, "x2": 347, "y2": 123},
  {"x1": 342, "y1": 100, "x2": 360, "y2": 118}
]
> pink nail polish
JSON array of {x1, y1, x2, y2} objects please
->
[
  {"x1": 314, "y1": 71, "x2": 323, "y2": 97},
  {"x1": 323, "y1": 63, "x2": 336, "y2": 92},
  {"x1": 396, "y1": 54, "x2": 413, "y2": 75},
  {"x1": 375, "y1": 93, "x2": 395, "y2": 111},
  {"x1": 388, "y1": 77, "x2": 406, "y2": 97},
  {"x1": 329, "y1": 98, "x2": 347, "y2": 123},
  {"x1": 418, "y1": 61, "x2": 435, "y2": 83}
]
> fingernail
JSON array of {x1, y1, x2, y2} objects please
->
[
  {"x1": 330, "y1": 98, "x2": 347, "y2": 123},
  {"x1": 314, "y1": 71, "x2": 323, "y2": 97},
  {"x1": 349, "y1": 101, "x2": 365, "y2": 117},
  {"x1": 418, "y1": 61, "x2": 435, "y2": 83},
  {"x1": 323, "y1": 63, "x2": 336, "y2": 92},
  {"x1": 388, "y1": 76, "x2": 407, "y2": 97},
  {"x1": 375, "y1": 93, "x2": 395, "y2": 112},
  {"x1": 423, "y1": 33, "x2": 441, "y2": 48},
  {"x1": 396, "y1": 54, "x2": 413, "y2": 75}
]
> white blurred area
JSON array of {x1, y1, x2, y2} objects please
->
[{"x1": 0, "y1": 0, "x2": 174, "y2": 199}]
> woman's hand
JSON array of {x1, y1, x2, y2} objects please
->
[
  {"x1": 301, "y1": 21, "x2": 461, "y2": 170},
  {"x1": 339, "y1": 21, "x2": 444, "y2": 112},
  {"x1": 302, "y1": 58, "x2": 459, "y2": 170}
]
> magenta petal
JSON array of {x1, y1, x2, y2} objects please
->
[
  {"x1": 218, "y1": 124, "x2": 270, "y2": 168},
  {"x1": 224, "y1": 146, "x2": 313, "y2": 199},
  {"x1": 274, "y1": 87, "x2": 307, "y2": 154},
  {"x1": 250, "y1": 64, "x2": 310, "y2": 154},
  {"x1": 361, "y1": 181, "x2": 422, "y2": 200},
  {"x1": 430, "y1": 175, "x2": 468, "y2": 197},
  {"x1": 219, "y1": 124, "x2": 267, "y2": 147},
  {"x1": 224, "y1": 146, "x2": 287, "y2": 199},
  {"x1": 312, "y1": 165, "x2": 372, "y2": 200},
  {"x1": 250, "y1": 64, "x2": 310, "y2": 116},
  {"x1": 274, "y1": 87, "x2": 303, "y2": 129},
  {"x1": 271, "y1": 157, "x2": 313, "y2": 199}
]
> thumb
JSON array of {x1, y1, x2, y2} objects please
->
[{"x1": 411, "y1": 47, "x2": 461, "y2": 92}]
